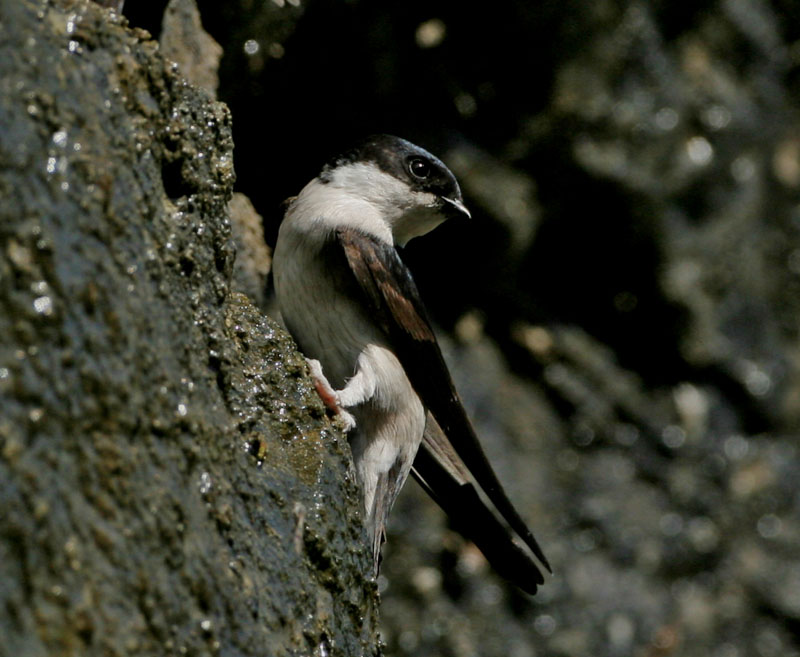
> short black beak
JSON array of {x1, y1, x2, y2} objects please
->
[{"x1": 441, "y1": 196, "x2": 471, "y2": 220}]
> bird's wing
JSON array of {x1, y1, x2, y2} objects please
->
[
  {"x1": 415, "y1": 415, "x2": 545, "y2": 593},
  {"x1": 335, "y1": 227, "x2": 550, "y2": 592}
]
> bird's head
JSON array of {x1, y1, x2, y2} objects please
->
[{"x1": 319, "y1": 134, "x2": 470, "y2": 246}]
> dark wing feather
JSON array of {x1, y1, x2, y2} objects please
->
[
  {"x1": 414, "y1": 415, "x2": 544, "y2": 594},
  {"x1": 335, "y1": 227, "x2": 551, "y2": 586}
]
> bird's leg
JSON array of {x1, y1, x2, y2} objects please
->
[
  {"x1": 307, "y1": 355, "x2": 379, "y2": 433},
  {"x1": 307, "y1": 358, "x2": 338, "y2": 409},
  {"x1": 306, "y1": 358, "x2": 357, "y2": 431}
]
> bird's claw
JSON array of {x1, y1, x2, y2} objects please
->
[
  {"x1": 333, "y1": 408, "x2": 357, "y2": 432},
  {"x1": 307, "y1": 358, "x2": 338, "y2": 408},
  {"x1": 306, "y1": 358, "x2": 357, "y2": 432}
]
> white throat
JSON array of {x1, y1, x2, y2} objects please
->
[{"x1": 321, "y1": 162, "x2": 445, "y2": 246}]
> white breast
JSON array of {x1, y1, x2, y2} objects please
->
[{"x1": 272, "y1": 176, "x2": 427, "y2": 520}]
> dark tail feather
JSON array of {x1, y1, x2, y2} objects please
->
[{"x1": 412, "y1": 444, "x2": 545, "y2": 595}]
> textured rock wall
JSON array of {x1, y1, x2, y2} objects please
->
[{"x1": 0, "y1": 1, "x2": 379, "y2": 655}]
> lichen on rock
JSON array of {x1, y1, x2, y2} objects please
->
[{"x1": 0, "y1": 1, "x2": 380, "y2": 655}]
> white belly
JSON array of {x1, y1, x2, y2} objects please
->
[{"x1": 272, "y1": 198, "x2": 426, "y2": 531}]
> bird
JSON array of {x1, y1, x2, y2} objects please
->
[{"x1": 272, "y1": 134, "x2": 550, "y2": 593}]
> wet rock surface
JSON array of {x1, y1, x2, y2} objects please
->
[{"x1": 0, "y1": 1, "x2": 378, "y2": 655}]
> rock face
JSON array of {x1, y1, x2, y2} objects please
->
[{"x1": 0, "y1": 1, "x2": 379, "y2": 655}]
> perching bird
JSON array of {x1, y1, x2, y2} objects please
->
[{"x1": 272, "y1": 134, "x2": 550, "y2": 593}]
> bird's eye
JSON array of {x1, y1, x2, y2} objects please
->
[{"x1": 408, "y1": 157, "x2": 432, "y2": 179}]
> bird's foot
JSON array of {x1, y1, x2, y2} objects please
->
[
  {"x1": 306, "y1": 358, "x2": 357, "y2": 432},
  {"x1": 307, "y1": 358, "x2": 338, "y2": 408}
]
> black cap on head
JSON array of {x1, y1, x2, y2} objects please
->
[{"x1": 322, "y1": 134, "x2": 463, "y2": 203}]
